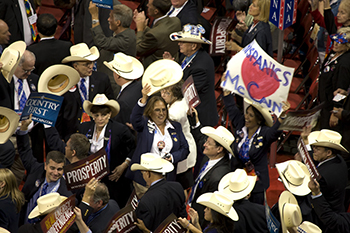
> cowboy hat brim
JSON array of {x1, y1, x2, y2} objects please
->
[
  {"x1": 142, "y1": 59, "x2": 183, "y2": 96},
  {"x1": 38, "y1": 65, "x2": 80, "y2": 96},
  {"x1": 298, "y1": 221, "x2": 322, "y2": 233},
  {"x1": 170, "y1": 32, "x2": 212, "y2": 44},
  {"x1": 103, "y1": 56, "x2": 144, "y2": 80},
  {"x1": 278, "y1": 191, "x2": 300, "y2": 233},
  {"x1": 218, "y1": 172, "x2": 257, "y2": 201},
  {"x1": 131, "y1": 160, "x2": 174, "y2": 173},
  {"x1": 0, "y1": 107, "x2": 20, "y2": 144},
  {"x1": 62, "y1": 46, "x2": 100, "y2": 63},
  {"x1": 0, "y1": 41, "x2": 26, "y2": 83},
  {"x1": 83, "y1": 99, "x2": 120, "y2": 118},
  {"x1": 200, "y1": 126, "x2": 234, "y2": 154},
  {"x1": 244, "y1": 99, "x2": 273, "y2": 127},
  {"x1": 276, "y1": 160, "x2": 311, "y2": 196},
  {"x1": 28, "y1": 196, "x2": 68, "y2": 219},
  {"x1": 311, "y1": 141, "x2": 348, "y2": 153},
  {"x1": 196, "y1": 193, "x2": 239, "y2": 221}
]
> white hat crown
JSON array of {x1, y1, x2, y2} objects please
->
[
  {"x1": 37, "y1": 193, "x2": 63, "y2": 214},
  {"x1": 283, "y1": 203, "x2": 302, "y2": 228},
  {"x1": 112, "y1": 53, "x2": 134, "y2": 73},
  {"x1": 283, "y1": 161, "x2": 305, "y2": 186},
  {"x1": 315, "y1": 129, "x2": 342, "y2": 144},
  {"x1": 92, "y1": 94, "x2": 109, "y2": 105},
  {"x1": 228, "y1": 169, "x2": 250, "y2": 192},
  {"x1": 70, "y1": 43, "x2": 93, "y2": 57}
]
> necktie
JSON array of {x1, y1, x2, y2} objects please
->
[
  {"x1": 181, "y1": 57, "x2": 189, "y2": 69},
  {"x1": 167, "y1": 6, "x2": 175, "y2": 16},
  {"x1": 18, "y1": 79, "x2": 27, "y2": 112},
  {"x1": 80, "y1": 78, "x2": 87, "y2": 107},
  {"x1": 23, "y1": 0, "x2": 38, "y2": 41},
  {"x1": 41, "y1": 183, "x2": 49, "y2": 196},
  {"x1": 188, "y1": 161, "x2": 209, "y2": 204}
]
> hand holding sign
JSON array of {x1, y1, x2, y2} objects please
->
[
  {"x1": 82, "y1": 178, "x2": 98, "y2": 203},
  {"x1": 308, "y1": 178, "x2": 321, "y2": 196},
  {"x1": 135, "y1": 219, "x2": 150, "y2": 233},
  {"x1": 20, "y1": 114, "x2": 32, "y2": 131}
]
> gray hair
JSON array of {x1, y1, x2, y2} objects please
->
[
  {"x1": 112, "y1": 4, "x2": 133, "y2": 28},
  {"x1": 93, "y1": 182, "x2": 110, "y2": 205},
  {"x1": 19, "y1": 50, "x2": 36, "y2": 67}
]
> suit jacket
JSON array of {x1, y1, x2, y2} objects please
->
[
  {"x1": 16, "y1": 132, "x2": 72, "y2": 225},
  {"x1": 136, "y1": 16, "x2": 181, "y2": 68},
  {"x1": 8, "y1": 73, "x2": 39, "y2": 109},
  {"x1": 56, "y1": 71, "x2": 115, "y2": 141},
  {"x1": 176, "y1": 1, "x2": 198, "y2": 26},
  {"x1": 242, "y1": 21, "x2": 273, "y2": 56},
  {"x1": 136, "y1": 179, "x2": 187, "y2": 231},
  {"x1": 125, "y1": 103, "x2": 189, "y2": 186},
  {"x1": 27, "y1": 38, "x2": 72, "y2": 76},
  {"x1": 0, "y1": 73, "x2": 12, "y2": 108},
  {"x1": 0, "y1": 195, "x2": 20, "y2": 233},
  {"x1": 223, "y1": 94, "x2": 282, "y2": 193},
  {"x1": 79, "y1": 119, "x2": 136, "y2": 206},
  {"x1": 114, "y1": 80, "x2": 142, "y2": 126},
  {"x1": 181, "y1": 48, "x2": 218, "y2": 127}
]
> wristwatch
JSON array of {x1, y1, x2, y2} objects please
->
[{"x1": 92, "y1": 19, "x2": 99, "y2": 25}]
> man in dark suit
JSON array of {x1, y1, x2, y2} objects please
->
[
  {"x1": 27, "y1": 13, "x2": 72, "y2": 76},
  {"x1": 167, "y1": 0, "x2": 198, "y2": 26},
  {"x1": 134, "y1": 0, "x2": 181, "y2": 68},
  {"x1": 57, "y1": 43, "x2": 115, "y2": 141},
  {"x1": 131, "y1": 153, "x2": 187, "y2": 232}
]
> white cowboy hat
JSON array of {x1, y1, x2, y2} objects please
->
[
  {"x1": 244, "y1": 98, "x2": 273, "y2": 127},
  {"x1": 0, "y1": 107, "x2": 19, "y2": 144},
  {"x1": 218, "y1": 169, "x2": 257, "y2": 201},
  {"x1": 142, "y1": 59, "x2": 183, "y2": 96},
  {"x1": 131, "y1": 153, "x2": 174, "y2": 173},
  {"x1": 278, "y1": 191, "x2": 302, "y2": 233},
  {"x1": 0, "y1": 41, "x2": 26, "y2": 83},
  {"x1": 104, "y1": 52, "x2": 144, "y2": 80},
  {"x1": 276, "y1": 160, "x2": 311, "y2": 196},
  {"x1": 310, "y1": 129, "x2": 348, "y2": 153},
  {"x1": 196, "y1": 191, "x2": 239, "y2": 221},
  {"x1": 62, "y1": 43, "x2": 100, "y2": 63},
  {"x1": 38, "y1": 65, "x2": 80, "y2": 96},
  {"x1": 83, "y1": 94, "x2": 120, "y2": 118},
  {"x1": 298, "y1": 221, "x2": 322, "y2": 233},
  {"x1": 28, "y1": 193, "x2": 67, "y2": 219},
  {"x1": 200, "y1": 126, "x2": 234, "y2": 155},
  {"x1": 170, "y1": 24, "x2": 212, "y2": 44},
  {"x1": 307, "y1": 131, "x2": 319, "y2": 145},
  {"x1": 0, "y1": 227, "x2": 10, "y2": 233}
]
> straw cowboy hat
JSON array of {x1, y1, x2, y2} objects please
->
[
  {"x1": 218, "y1": 169, "x2": 257, "y2": 201},
  {"x1": 310, "y1": 129, "x2": 348, "y2": 153},
  {"x1": 307, "y1": 131, "x2": 319, "y2": 145},
  {"x1": 0, "y1": 107, "x2": 19, "y2": 144},
  {"x1": 28, "y1": 193, "x2": 67, "y2": 219},
  {"x1": 278, "y1": 191, "x2": 302, "y2": 233},
  {"x1": 131, "y1": 153, "x2": 174, "y2": 173},
  {"x1": 170, "y1": 24, "x2": 212, "y2": 44},
  {"x1": 276, "y1": 160, "x2": 311, "y2": 196},
  {"x1": 298, "y1": 221, "x2": 322, "y2": 233},
  {"x1": 0, "y1": 41, "x2": 26, "y2": 83},
  {"x1": 83, "y1": 94, "x2": 120, "y2": 118},
  {"x1": 196, "y1": 191, "x2": 239, "y2": 221},
  {"x1": 38, "y1": 65, "x2": 80, "y2": 96},
  {"x1": 62, "y1": 43, "x2": 99, "y2": 63},
  {"x1": 244, "y1": 98, "x2": 273, "y2": 127},
  {"x1": 104, "y1": 52, "x2": 144, "y2": 80},
  {"x1": 200, "y1": 126, "x2": 234, "y2": 154},
  {"x1": 0, "y1": 227, "x2": 10, "y2": 233},
  {"x1": 142, "y1": 59, "x2": 183, "y2": 96}
]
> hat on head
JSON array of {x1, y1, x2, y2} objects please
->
[
  {"x1": 142, "y1": 59, "x2": 183, "y2": 96},
  {"x1": 330, "y1": 33, "x2": 349, "y2": 44},
  {"x1": 0, "y1": 107, "x2": 19, "y2": 144},
  {"x1": 28, "y1": 193, "x2": 67, "y2": 219},
  {"x1": 83, "y1": 94, "x2": 120, "y2": 118},
  {"x1": 310, "y1": 129, "x2": 348, "y2": 153},
  {"x1": 0, "y1": 41, "x2": 26, "y2": 83},
  {"x1": 131, "y1": 153, "x2": 174, "y2": 173},
  {"x1": 218, "y1": 169, "x2": 257, "y2": 201},
  {"x1": 196, "y1": 191, "x2": 239, "y2": 221},
  {"x1": 307, "y1": 131, "x2": 319, "y2": 145},
  {"x1": 104, "y1": 52, "x2": 144, "y2": 80},
  {"x1": 244, "y1": 98, "x2": 273, "y2": 127},
  {"x1": 170, "y1": 24, "x2": 212, "y2": 44},
  {"x1": 276, "y1": 160, "x2": 311, "y2": 196},
  {"x1": 62, "y1": 43, "x2": 99, "y2": 63},
  {"x1": 297, "y1": 221, "x2": 322, "y2": 233},
  {"x1": 278, "y1": 191, "x2": 302, "y2": 233},
  {"x1": 200, "y1": 126, "x2": 234, "y2": 154},
  {"x1": 38, "y1": 64, "x2": 80, "y2": 96}
]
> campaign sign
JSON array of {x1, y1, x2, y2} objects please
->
[
  {"x1": 297, "y1": 138, "x2": 322, "y2": 181},
  {"x1": 269, "y1": 0, "x2": 297, "y2": 30},
  {"x1": 264, "y1": 192, "x2": 280, "y2": 233},
  {"x1": 104, "y1": 205, "x2": 137, "y2": 233},
  {"x1": 125, "y1": 189, "x2": 139, "y2": 210},
  {"x1": 209, "y1": 17, "x2": 236, "y2": 56},
  {"x1": 64, "y1": 148, "x2": 109, "y2": 190},
  {"x1": 92, "y1": 0, "x2": 113, "y2": 9},
  {"x1": 153, "y1": 213, "x2": 187, "y2": 233},
  {"x1": 40, "y1": 194, "x2": 76, "y2": 233},
  {"x1": 182, "y1": 75, "x2": 201, "y2": 108},
  {"x1": 221, "y1": 40, "x2": 294, "y2": 117},
  {"x1": 21, "y1": 92, "x2": 63, "y2": 126}
]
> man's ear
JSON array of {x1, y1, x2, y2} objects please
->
[
  {"x1": 116, "y1": 19, "x2": 121, "y2": 26},
  {"x1": 217, "y1": 146, "x2": 224, "y2": 154},
  {"x1": 72, "y1": 149, "x2": 77, "y2": 157}
]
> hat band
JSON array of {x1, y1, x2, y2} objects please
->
[
  {"x1": 82, "y1": 52, "x2": 93, "y2": 58},
  {"x1": 112, "y1": 66, "x2": 133, "y2": 74}
]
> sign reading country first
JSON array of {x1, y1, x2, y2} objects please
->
[
  {"x1": 20, "y1": 93, "x2": 63, "y2": 126},
  {"x1": 64, "y1": 148, "x2": 110, "y2": 190}
]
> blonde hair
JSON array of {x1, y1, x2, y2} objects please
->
[
  {"x1": 339, "y1": 0, "x2": 350, "y2": 20},
  {"x1": 0, "y1": 168, "x2": 25, "y2": 213},
  {"x1": 257, "y1": 0, "x2": 271, "y2": 22},
  {"x1": 337, "y1": 27, "x2": 350, "y2": 49}
]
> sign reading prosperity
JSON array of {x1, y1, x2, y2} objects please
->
[
  {"x1": 209, "y1": 17, "x2": 236, "y2": 56},
  {"x1": 104, "y1": 205, "x2": 137, "y2": 233},
  {"x1": 221, "y1": 40, "x2": 294, "y2": 117},
  {"x1": 126, "y1": 189, "x2": 139, "y2": 210},
  {"x1": 153, "y1": 214, "x2": 187, "y2": 233},
  {"x1": 40, "y1": 194, "x2": 76, "y2": 233},
  {"x1": 64, "y1": 148, "x2": 109, "y2": 190},
  {"x1": 21, "y1": 92, "x2": 63, "y2": 126},
  {"x1": 182, "y1": 75, "x2": 201, "y2": 109},
  {"x1": 269, "y1": 0, "x2": 297, "y2": 30},
  {"x1": 297, "y1": 138, "x2": 322, "y2": 181}
]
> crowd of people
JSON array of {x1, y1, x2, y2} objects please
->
[{"x1": 0, "y1": 0, "x2": 350, "y2": 232}]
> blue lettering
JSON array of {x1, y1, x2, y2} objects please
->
[
  {"x1": 253, "y1": 55, "x2": 262, "y2": 70},
  {"x1": 259, "y1": 97, "x2": 272, "y2": 108},
  {"x1": 262, "y1": 59, "x2": 270, "y2": 75},
  {"x1": 272, "y1": 101, "x2": 283, "y2": 113},
  {"x1": 223, "y1": 70, "x2": 246, "y2": 94},
  {"x1": 282, "y1": 71, "x2": 291, "y2": 86}
]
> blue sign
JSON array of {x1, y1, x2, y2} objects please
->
[
  {"x1": 269, "y1": 0, "x2": 297, "y2": 30},
  {"x1": 264, "y1": 191, "x2": 280, "y2": 233},
  {"x1": 21, "y1": 93, "x2": 63, "y2": 126},
  {"x1": 92, "y1": 0, "x2": 113, "y2": 9}
]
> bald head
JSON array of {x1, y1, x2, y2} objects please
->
[{"x1": 0, "y1": 20, "x2": 10, "y2": 45}]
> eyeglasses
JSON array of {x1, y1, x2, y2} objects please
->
[
  {"x1": 160, "y1": 90, "x2": 171, "y2": 96},
  {"x1": 22, "y1": 66, "x2": 35, "y2": 74},
  {"x1": 79, "y1": 61, "x2": 94, "y2": 67}
]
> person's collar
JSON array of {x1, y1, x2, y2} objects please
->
[
  {"x1": 120, "y1": 80, "x2": 133, "y2": 93},
  {"x1": 150, "y1": 178, "x2": 164, "y2": 187},
  {"x1": 174, "y1": 0, "x2": 188, "y2": 10},
  {"x1": 40, "y1": 36, "x2": 55, "y2": 41},
  {"x1": 153, "y1": 15, "x2": 167, "y2": 25},
  {"x1": 317, "y1": 155, "x2": 336, "y2": 167}
]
